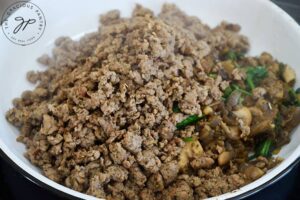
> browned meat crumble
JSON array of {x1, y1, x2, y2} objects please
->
[{"x1": 6, "y1": 4, "x2": 300, "y2": 200}]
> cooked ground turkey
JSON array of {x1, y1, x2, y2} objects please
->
[{"x1": 6, "y1": 4, "x2": 300, "y2": 200}]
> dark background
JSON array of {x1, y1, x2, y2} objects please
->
[{"x1": 1, "y1": 1, "x2": 300, "y2": 200}]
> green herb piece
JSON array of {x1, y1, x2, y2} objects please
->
[
  {"x1": 176, "y1": 115, "x2": 204, "y2": 130},
  {"x1": 284, "y1": 88, "x2": 300, "y2": 107},
  {"x1": 248, "y1": 153, "x2": 257, "y2": 161},
  {"x1": 296, "y1": 88, "x2": 300, "y2": 94},
  {"x1": 172, "y1": 102, "x2": 181, "y2": 113},
  {"x1": 257, "y1": 139, "x2": 273, "y2": 157},
  {"x1": 245, "y1": 66, "x2": 268, "y2": 91},
  {"x1": 182, "y1": 137, "x2": 193, "y2": 142},
  {"x1": 246, "y1": 76, "x2": 255, "y2": 91},
  {"x1": 239, "y1": 95, "x2": 244, "y2": 104},
  {"x1": 208, "y1": 73, "x2": 218, "y2": 79},
  {"x1": 223, "y1": 86, "x2": 233, "y2": 100},
  {"x1": 222, "y1": 84, "x2": 251, "y2": 102},
  {"x1": 234, "y1": 62, "x2": 241, "y2": 68},
  {"x1": 231, "y1": 84, "x2": 252, "y2": 96},
  {"x1": 274, "y1": 113, "x2": 283, "y2": 134},
  {"x1": 226, "y1": 51, "x2": 237, "y2": 60},
  {"x1": 225, "y1": 51, "x2": 244, "y2": 61},
  {"x1": 250, "y1": 139, "x2": 273, "y2": 160}
]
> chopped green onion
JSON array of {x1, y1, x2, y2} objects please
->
[
  {"x1": 245, "y1": 66, "x2": 268, "y2": 91},
  {"x1": 250, "y1": 139, "x2": 273, "y2": 160},
  {"x1": 176, "y1": 115, "x2": 204, "y2": 130},
  {"x1": 285, "y1": 88, "x2": 300, "y2": 106},
  {"x1": 222, "y1": 84, "x2": 251, "y2": 102},
  {"x1": 283, "y1": 88, "x2": 300, "y2": 107},
  {"x1": 231, "y1": 84, "x2": 252, "y2": 96},
  {"x1": 172, "y1": 102, "x2": 181, "y2": 113},
  {"x1": 182, "y1": 137, "x2": 193, "y2": 142},
  {"x1": 248, "y1": 153, "x2": 257, "y2": 161},
  {"x1": 223, "y1": 86, "x2": 233, "y2": 100},
  {"x1": 225, "y1": 51, "x2": 244, "y2": 61},
  {"x1": 246, "y1": 76, "x2": 255, "y2": 91},
  {"x1": 257, "y1": 139, "x2": 273, "y2": 157},
  {"x1": 296, "y1": 88, "x2": 300, "y2": 94},
  {"x1": 208, "y1": 73, "x2": 218, "y2": 79},
  {"x1": 226, "y1": 51, "x2": 237, "y2": 60},
  {"x1": 238, "y1": 95, "x2": 244, "y2": 104}
]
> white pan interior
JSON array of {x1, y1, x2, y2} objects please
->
[{"x1": 0, "y1": 0, "x2": 300, "y2": 199}]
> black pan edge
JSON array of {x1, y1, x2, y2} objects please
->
[
  {"x1": 228, "y1": 156, "x2": 300, "y2": 200},
  {"x1": 0, "y1": 148, "x2": 83, "y2": 200},
  {"x1": 0, "y1": 147, "x2": 299, "y2": 200}
]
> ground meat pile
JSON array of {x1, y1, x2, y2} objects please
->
[{"x1": 6, "y1": 4, "x2": 300, "y2": 200}]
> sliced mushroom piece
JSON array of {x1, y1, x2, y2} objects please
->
[
  {"x1": 252, "y1": 87, "x2": 267, "y2": 99},
  {"x1": 226, "y1": 90, "x2": 242, "y2": 108},
  {"x1": 251, "y1": 120, "x2": 274, "y2": 136},
  {"x1": 220, "y1": 122, "x2": 240, "y2": 140},
  {"x1": 282, "y1": 65, "x2": 296, "y2": 83},
  {"x1": 203, "y1": 106, "x2": 213, "y2": 115},
  {"x1": 221, "y1": 60, "x2": 235, "y2": 74},
  {"x1": 179, "y1": 140, "x2": 203, "y2": 169},
  {"x1": 209, "y1": 116, "x2": 222, "y2": 128},
  {"x1": 249, "y1": 107, "x2": 263, "y2": 118},
  {"x1": 228, "y1": 126, "x2": 240, "y2": 140},
  {"x1": 233, "y1": 106, "x2": 252, "y2": 126},
  {"x1": 218, "y1": 151, "x2": 232, "y2": 166},
  {"x1": 244, "y1": 166, "x2": 264, "y2": 180},
  {"x1": 222, "y1": 109, "x2": 239, "y2": 126},
  {"x1": 285, "y1": 107, "x2": 300, "y2": 133},
  {"x1": 259, "y1": 52, "x2": 273, "y2": 65},
  {"x1": 220, "y1": 121, "x2": 230, "y2": 134},
  {"x1": 249, "y1": 107, "x2": 265, "y2": 126},
  {"x1": 262, "y1": 78, "x2": 284, "y2": 102},
  {"x1": 257, "y1": 99, "x2": 272, "y2": 113},
  {"x1": 219, "y1": 68, "x2": 229, "y2": 80},
  {"x1": 220, "y1": 102, "x2": 238, "y2": 126},
  {"x1": 199, "y1": 124, "x2": 213, "y2": 143},
  {"x1": 190, "y1": 157, "x2": 215, "y2": 169}
]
